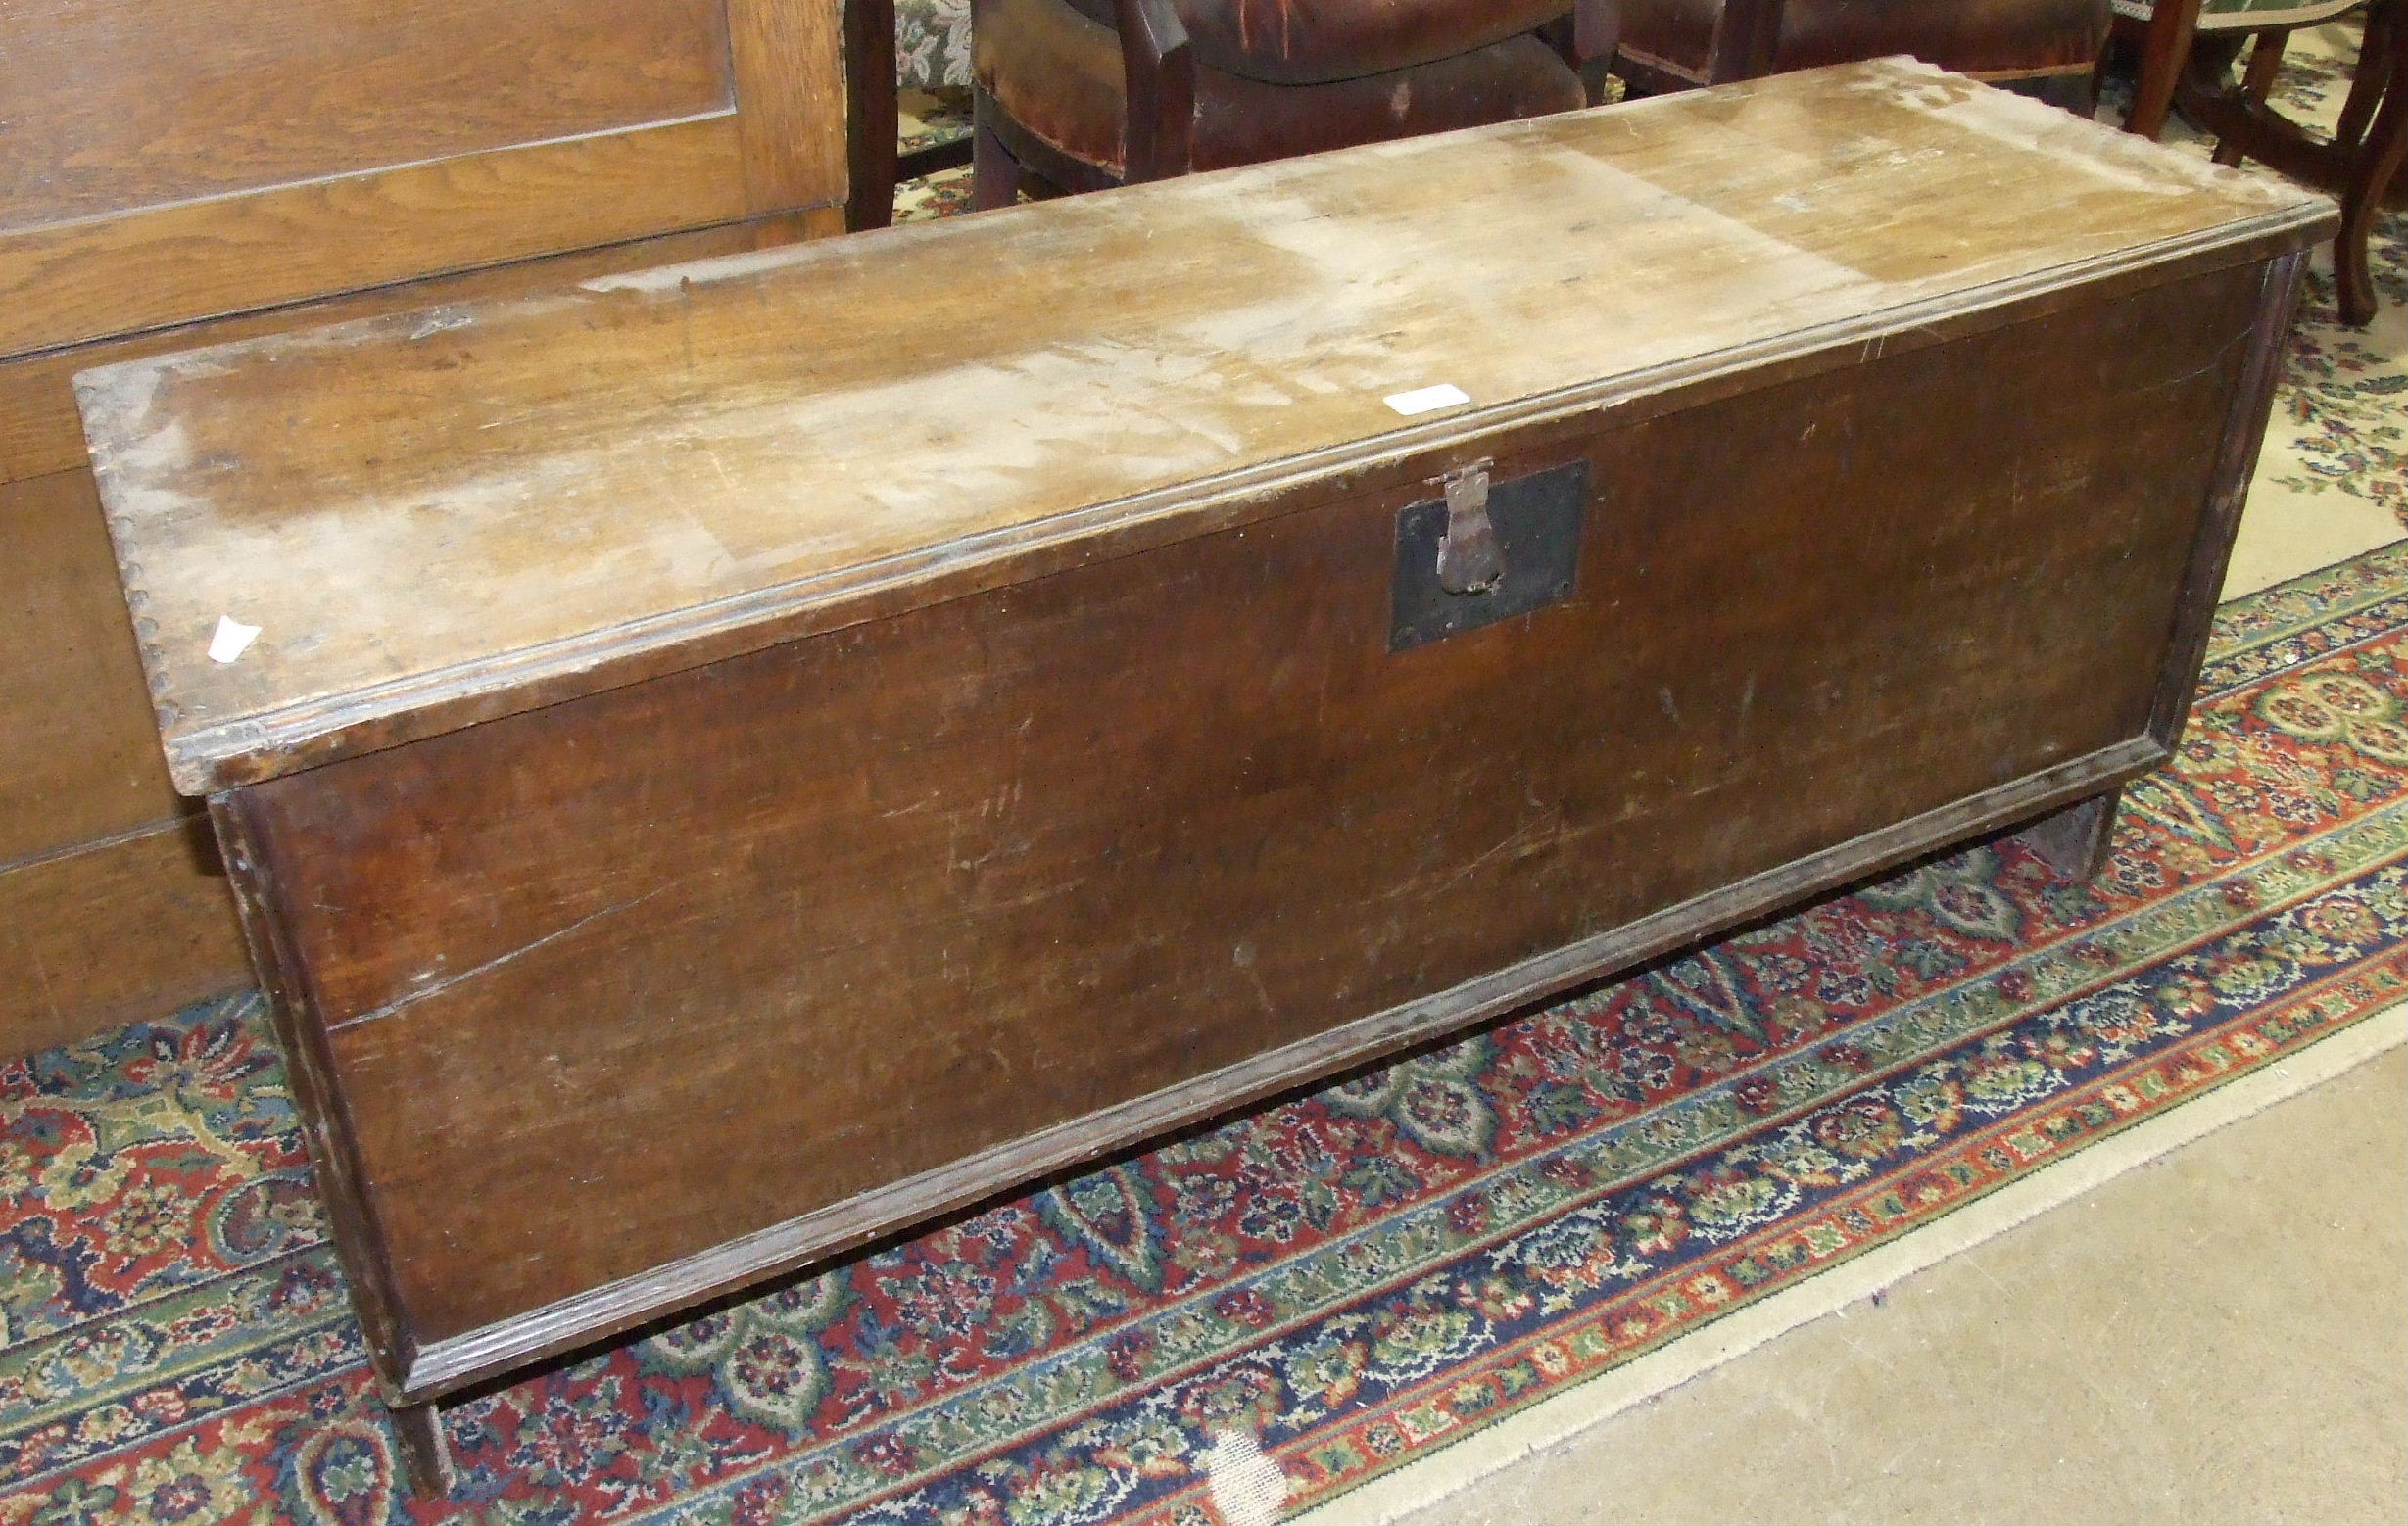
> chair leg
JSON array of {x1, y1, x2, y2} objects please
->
[
  {"x1": 2335, "y1": 3, "x2": 2408, "y2": 326},
  {"x1": 971, "y1": 90, "x2": 1022, "y2": 212},
  {"x1": 2128, "y1": 0, "x2": 2207, "y2": 137},
  {"x1": 2215, "y1": 31, "x2": 2288, "y2": 165},
  {"x1": 2017, "y1": 788, "x2": 2125, "y2": 883},
  {"x1": 843, "y1": 0, "x2": 902, "y2": 231},
  {"x1": 2336, "y1": 1, "x2": 2396, "y2": 149},
  {"x1": 391, "y1": 1401, "x2": 456, "y2": 1497}
]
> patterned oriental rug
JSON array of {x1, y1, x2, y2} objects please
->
[{"x1": 8, "y1": 32, "x2": 2408, "y2": 1526}]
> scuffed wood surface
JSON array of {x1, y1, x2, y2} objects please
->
[
  {"x1": 76, "y1": 58, "x2": 2330, "y2": 793},
  {"x1": 234, "y1": 259, "x2": 2271, "y2": 1375}
]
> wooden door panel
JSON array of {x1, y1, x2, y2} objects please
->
[
  {"x1": 0, "y1": 0, "x2": 735, "y2": 229},
  {"x1": 0, "y1": 0, "x2": 844, "y2": 357},
  {"x1": 0, "y1": 121, "x2": 755, "y2": 356},
  {"x1": 0, "y1": 817, "x2": 248, "y2": 1056},
  {"x1": 0, "y1": 469, "x2": 182, "y2": 865}
]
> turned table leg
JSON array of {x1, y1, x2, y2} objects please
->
[
  {"x1": 391, "y1": 1400, "x2": 457, "y2": 1498},
  {"x1": 2017, "y1": 788, "x2": 2124, "y2": 882}
]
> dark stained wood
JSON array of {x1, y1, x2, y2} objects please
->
[
  {"x1": 2120, "y1": 0, "x2": 2207, "y2": 140},
  {"x1": 385, "y1": 1401, "x2": 456, "y2": 1498},
  {"x1": 210, "y1": 798, "x2": 422, "y2": 1395},
  {"x1": 0, "y1": 820, "x2": 250, "y2": 1055},
  {"x1": 1120, "y1": 0, "x2": 1200, "y2": 182},
  {"x1": 2016, "y1": 788, "x2": 2124, "y2": 882},
  {"x1": 228, "y1": 262, "x2": 2265, "y2": 1391},
  {"x1": 845, "y1": 0, "x2": 907, "y2": 230},
  {"x1": 1709, "y1": 0, "x2": 1788, "y2": 80},
  {"x1": 2149, "y1": 247, "x2": 2312, "y2": 748},
  {"x1": 82, "y1": 66, "x2": 2332, "y2": 1464},
  {"x1": 845, "y1": 0, "x2": 980, "y2": 231}
]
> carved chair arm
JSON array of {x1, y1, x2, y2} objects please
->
[
  {"x1": 1116, "y1": 0, "x2": 1197, "y2": 180},
  {"x1": 1573, "y1": 0, "x2": 1621, "y2": 66},
  {"x1": 1706, "y1": 0, "x2": 1788, "y2": 78}
]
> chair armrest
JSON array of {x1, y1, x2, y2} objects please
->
[
  {"x1": 1573, "y1": 0, "x2": 1620, "y2": 65},
  {"x1": 1116, "y1": 0, "x2": 1196, "y2": 179},
  {"x1": 1707, "y1": 0, "x2": 1787, "y2": 78}
]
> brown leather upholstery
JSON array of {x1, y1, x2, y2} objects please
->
[
  {"x1": 1620, "y1": 0, "x2": 2111, "y2": 82},
  {"x1": 1054, "y1": 0, "x2": 1572, "y2": 83},
  {"x1": 977, "y1": 0, "x2": 1585, "y2": 175}
]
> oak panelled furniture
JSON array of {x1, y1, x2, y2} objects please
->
[
  {"x1": 77, "y1": 61, "x2": 2332, "y2": 1493},
  {"x1": 1, "y1": 0, "x2": 848, "y2": 1060},
  {"x1": 1613, "y1": 0, "x2": 2112, "y2": 97},
  {"x1": 966, "y1": 0, "x2": 1618, "y2": 202}
]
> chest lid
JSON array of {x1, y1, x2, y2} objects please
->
[{"x1": 77, "y1": 58, "x2": 2332, "y2": 794}]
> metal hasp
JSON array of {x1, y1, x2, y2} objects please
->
[
  {"x1": 1436, "y1": 461, "x2": 1505, "y2": 595},
  {"x1": 1389, "y1": 460, "x2": 1589, "y2": 651}
]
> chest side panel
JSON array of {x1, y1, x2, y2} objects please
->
[{"x1": 241, "y1": 262, "x2": 2259, "y2": 1350}]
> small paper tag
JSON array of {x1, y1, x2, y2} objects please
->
[
  {"x1": 1383, "y1": 383, "x2": 1472, "y2": 417},
  {"x1": 208, "y1": 615, "x2": 261, "y2": 664}
]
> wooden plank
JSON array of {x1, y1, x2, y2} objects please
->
[
  {"x1": 0, "y1": 219, "x2": 830, "y2": 488},
  {"x1": 0, "y1": 0, "x2": 732, "y2": 234},
  {"x1": 234, "y1": 263, "x2": 2255, "y2": 1365},
  {"x1": 76, "y1": 61, "x2": 2336, "y2": 795},
  {"x1": 0, "y1": 470, "x2": 184, "y2": 866},
  {"x1": 0, "y1": 117, "x2": 754, "y2": 358},
  {"x1": 727, "y1": 0, "x2": 853, "y2": 215},
  {"x1": 0, "y1": 819, "x2": 249, "y2": 1059}
]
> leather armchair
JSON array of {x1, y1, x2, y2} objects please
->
[
  {"x1": 969, "y1": 0, "x2": 1618, "y2": 204},
  {"x1": 1613, "y1": 0, "x2": 2110, "y2": 96}
]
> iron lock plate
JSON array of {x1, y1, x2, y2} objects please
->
[{"x1": 1388, "y1": 460, "x2": 1588, "y2": 651}]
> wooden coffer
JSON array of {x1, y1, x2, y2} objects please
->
[{"x1": 76, "y1": 63, "x2": 2333, "y2": 1422}]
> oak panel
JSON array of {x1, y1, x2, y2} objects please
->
[
  {"x1": 239, "y1": 266, "x2": 2256, "y2": 1343},
  {"x1": 0, "y1": 219, "x2": 824, "y2": 488},
  {"x1": 0, "y1": 119, "x2": 755, "y2": 358},
  {"x1": 0, "y1": 0, "x2": 733, "y2": 232},
  {"x1": 0, "y1": 470, "x2": 182, "y2": 866},
  {"x1": 729, "y1": 0, "x2": 853, "y2": 214},
  {"x1": 0, "y1": 820, "x2": 248, "y2": 1060}
]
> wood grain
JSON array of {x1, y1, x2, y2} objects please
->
[
  {"x1": 76, "y1": 60, "x2": 2334, "y2": 796},
  {"x1": 0, "y1": 118, "x2": 754, "y2": 358},
  {"x1": 728, "y1": 0, "x2": 853, "y2": 215},
  {"x1": 0, "y1": 820, "x2": 248, "y2": 1059},
  {"x1": 0, "y1": 470, "x2": 185, "y2": 865},
  {"x1": 0, "y1": 0, "x2": 733, "y2": 233},
  {"x1": 409, "y1": 733, "x2": 2166, "y2": 1396},
  {"x1": 231, "y1": 262, "x2": 2259, "y2": 1359},
  {"x1": 0, "y1": 220, "x2": 829, "y2": 489}
]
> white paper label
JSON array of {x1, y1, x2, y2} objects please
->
[
  {"x1": 1382, "y1": 383, "x2": 1472, "y2": 416},
  {"x1": 208, "y1": 614, "x2": 261, "y2": 664}
]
